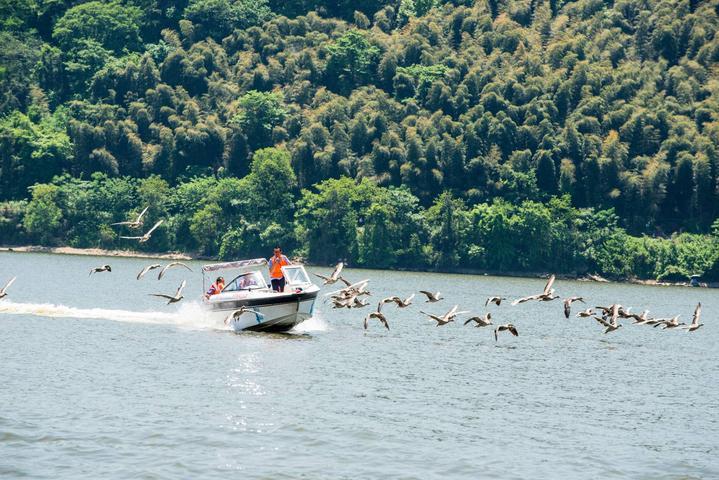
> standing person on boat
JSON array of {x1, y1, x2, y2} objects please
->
[
  {"x1": 205, "y1": 276, "x2": 225, "y2": 298},
  {"x1": 268, "y1": 246, "x2": 291, "y2": 292}
]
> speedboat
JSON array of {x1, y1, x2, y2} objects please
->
[{"x1": 201, "y1": 258, "x2": 319, "y2": 332}]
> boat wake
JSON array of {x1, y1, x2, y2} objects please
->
[
  {"x1": 0, "y1": 300, "x2": 227, "y2": 331},
  {"x1": 0, "y1": 300, "x2": 328, "y2": 333}
]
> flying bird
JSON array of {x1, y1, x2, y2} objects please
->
[
  {"x1": 563, "y1": 296, "x2": 585, "y2": 318},
  {"x1": 89, "y1": 265, "x2": 112, "y2": 275},
  {"x1": 627, "y1": 310, "x2": 652, "y2": 324},
  {"x1": 0, "y1": 276, "x2": 16, "y2": 299},
  {"x1": 419, "y1": 290, "x2": 443, "y2": 303},
  {"x1": 576, "y1": 308, "x2": 595, "y2": 318},
  {"x1": 464, "y1": 313, "x2": 492, "y2": 327},
  {"x1": 136, "y1": 264, "x2": 162, "y2": 280},
  {"x1": 592, "y1": 304, "x2": 622, "y2": 333},
  {"x1": 494, "y1": 324, "x2": 519, "y2": 341},
  {"x1": 149, "y1": 280, "x2": 186, "y2": 304},
  {"x1": 314, "y1": 262, "x2": 345, "y2": 285},
  {"x1": 653, "y1": 315, "x2": 684, "y2": 330},
  {"x1": 120, "y1": 219, "x2": 163, "y2": 243},
  {"x1": 158, "y1": 261, "x2": 193, "y2": 280},
  {"x1": 111, "y1": 206, "x2": 149, "y2": 228},
  {"x1": 391, "y1": 293, "x2": 415, "y2": 308},
  {"x1": 364, "y1": 302, "x2": 389, "y2": 330},
  {"x1": 378, "y1": 294, "x2": 415, "y2": 310},
  {"x1": 512, "y1": 274, "x2": 558, "y2": 305},
  {"x1": 420, "y1": 304, "x2": 468, "y2": 326},
  {"x1": 224, "y1": 306, "x2": 259, "y2": 325},
  {"x1": 680, "y1": 303, "x2": 703, "y2": 332},
  {"x1": 485, "y1": 296, "x2": 506, "y2": 307}
]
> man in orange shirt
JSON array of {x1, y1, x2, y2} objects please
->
[{"x1": 268, "y1": 246, "x2": 291, "y2": 292}]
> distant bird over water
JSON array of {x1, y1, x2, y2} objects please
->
[
  {"x1": 654, "y1": 315, "x2": 684, "y2": 330},
  {"x1": 89, "y1": 265, "x2": 112, "y2": 275},
  {"x1": 120, "y1": 220, "x2": 163, "y2": 243},
  {"x1": 150, "y1": 280, "x2": 186, "y2": 304},
  {"x1": 111, "y1": 206, "x2": 149, "y2": 229},
  {"x1": 512, "y1": 275, "x2": 558, "y2": 305},
  {"x1": 563, "y1": 296, "x2": 585, "y2": 318},
  {"x1": 0, "y1": 276, "x2": 16, "y2": 299},
  {"x1": 419, "y1": 290, "x2": 443, "y2": 303},
  {"x1": 420, "y1": 305, "x2": 468, "y2": 326},
  {"x1": 364, "y1": 302, "x2": 389, "y2": 330},
  {"x1": 137, "y1": 264, "x2": 162, "y2": 280},
  {"x1": 464, "y1": 313, "x2": 492, "y2": 327},
  {"x1": 494, "y1": 324, "x2": 519, "y2": 341},
  {"x1": 485, "y1": 296, "x2": 506, "y2": 307},
  {"x1": 592, "y1": 304, "x2": 622, "y2": 333},
  {"x1": 314, "y1": 262, "x2": 345, "y2": 285},
  {"x1": 680, "y1": 303, "x2": 703, "y2": 332},
  {"x1": 158, "y1": 262, "x2": 193, "y2": 280}
]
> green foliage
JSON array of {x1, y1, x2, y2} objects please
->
[
  {"x1": 53, "y1": 1, "x2": 143, "y2": 53},
  {"x1": 184, "y1": 0, "x2": 272, "y2": 40},
  {"x1": 23, "y1": 183, "x2": 62, "y2": 244},
  {"x1": 233, "y1": 91, "x2": 286, "y2": 151},
  {"x1": 1, "y1": 0, "x2": 719, "y2": 281},
  {"x1": 326, "y1": 30, "x2": 381, "y2": 94}
]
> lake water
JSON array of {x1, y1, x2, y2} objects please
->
[{"x1": 1, "y1": 251, "x2": 717, "y2": 479}]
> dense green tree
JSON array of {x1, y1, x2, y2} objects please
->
[
  {"x1": 325, "y1": 30, "x2": 381, "y2": 94},
  {"x1": 53, "y1": 2, "x2": 143, "y2": 53},
  {"x1": 23, "y1": 183, "x2": 62, "y2": 244}
]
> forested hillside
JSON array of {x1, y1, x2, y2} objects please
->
[{"x1": 2, "y1": 0, "x2": 719, "y2": 280}]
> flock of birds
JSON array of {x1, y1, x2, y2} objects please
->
[
  {"x1": 0, "y1": 206, "x2": 709, "y2": 339},
  {"x1": 2, "y1": 260, "x2": 194, "y2": 306},
  {"x1": 315, "y1": 263, "x2": 706, "y2": 341},
  {"x1": 1, "y1": 207, "x2": 193, "y2": 306}
]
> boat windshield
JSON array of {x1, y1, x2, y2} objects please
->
[
  {"x1": 282, "y1": 266, "x2": 311, "y2": 285},
  {"x1": 223, "y1": 271, "x2": 267, "y2": 292}
]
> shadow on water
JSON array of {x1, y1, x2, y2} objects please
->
[{"x1": 220, "y1": 329, "x2": 315, "y2": 341}]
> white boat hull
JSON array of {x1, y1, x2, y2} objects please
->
[{"x1": 204, "y1": 289, "x2": 319, "y2": 332}]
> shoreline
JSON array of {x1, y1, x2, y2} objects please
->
[
  {"x1": 0, "y1": 245, "x2": 193, "y2": 261},
  {"x1": 1, "y1": 245, "x2": 714, "y2": 288}
]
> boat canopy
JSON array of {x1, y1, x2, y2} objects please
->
[{"x1": 202, "y1": 258, "x2": 267, "y2": 273}]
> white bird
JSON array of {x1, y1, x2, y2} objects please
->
[
  {"x1": 314, "y1": 262, "x2": 345, "y2": 285},
  {"x1": 680, "y1": 303, "x2": 703, "y2": 332},
  {"x1": 419, "y1": 290, "x2": 443, "y2": 302},
  {"x1": 576, "y1": 308, "x2": 595, "y2": 318},
  {"x1": 89, "y1": 264, "x2": 112, "y2": 275},
  {"x1": 136, "y1": 264, "x2": 162, "y2": 280},
  {"x1": 420, "y1": 304, "x2": 468, "y2": 326},
  {"x1": 157, "y1": 261, "x2": 193, "y2": 280},
  {"x1": 149, "y1": 280, "x2": 186, "y2": 304},
  {"x1": 654, "y1": 315, "x2": 684, "y2": 330},
  {"x1": 512, "y1": 275, "x2": 558, "y2": 305},
  {"x1": 111, "y1": 206, "x2": 149, "y2": 228},
  {"x1": 494, "y1": 323, "x2": 519, "y2": 341},
  {"x1": 464, "y1": 313, "x2": 492, "y2": 327},
  {"x1": 0, "y1": 276, "x2": 16, "y2": 299},
  {"x1": 120, "y1": 219, "x2": 163, "y2": 243}
]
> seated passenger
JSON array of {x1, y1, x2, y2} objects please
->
[
  {"x1": 205, "y1": 276, "x2": 225, "y2": 298},
  {"x1": 238, "y1": 274, "x2": 260, "y2": 289}
]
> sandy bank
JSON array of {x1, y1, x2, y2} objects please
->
[{"x1": 0, "y1": 245, "x2": 193, "y2": 261}]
